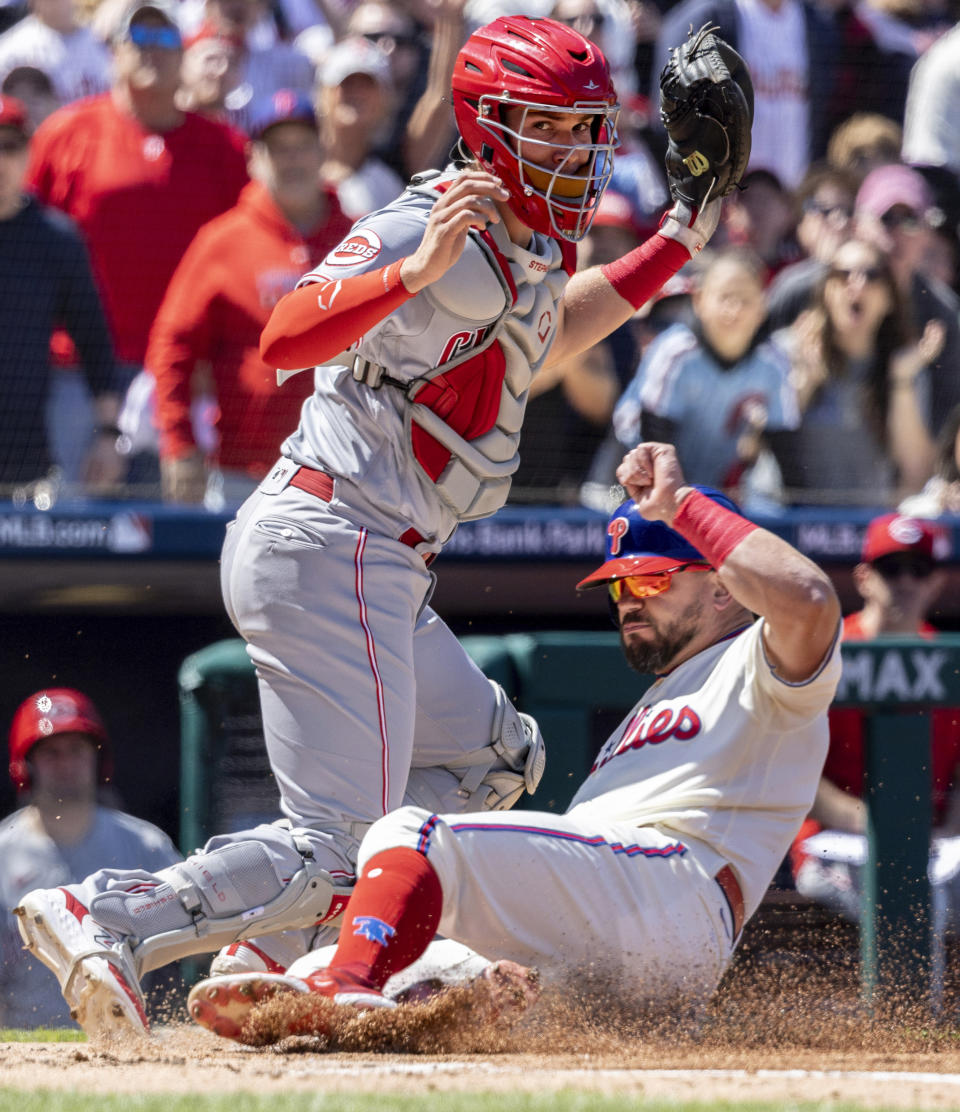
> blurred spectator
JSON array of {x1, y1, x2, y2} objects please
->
[
  {"x1": 789, "y1": 514, "x2": 960, "y2": 936},
  {"x1": 612, "y1": 246, "x2": 798, "y2": 496},
  {"x1": 315, "y1": 35, "x2": 403, "y2": 220},
  {"x1": 302, "y1": 2, "x2": 468, "y2": 183},
  {"x1": 826, "y1": 111, "x2": 903, "y2": 186},
  {"x1": 607, "y1": 94, "x2": 670, "y2": 240},
  {"x1": 0, "y1": 0, "x2": 25, "y2": 35},
  {"x1": 395, "y1": 0, "x2": 468, "y2": 179},
  {"x1": 766, "y1": 236, "x2": 941, "y2": 504},
  {"x1": 900, "y1": 402, "x2": 960, "y2": 516},
  {"x1": 1, "y1": 63, "x2": 58, "y2": 127},
  {"x1": 0, "y1": 94, "x2": 122, "y2": 495},
  {"x1": 652, "y1": 0, "x2": 838, "y2": 188},
  {"x1": 26, "y1": 0, "x2": 249, "y2": 488},
  {"x1": 0, "y1": 0, "x2": 111, "y2": 105},
  {"x1": 854, "y1": 161, "x2": 960, "y2": 436},
  {"x1": 551, "y1": 0, "x2": 639, "y2": 96},
  {"x1": 513, "y1": 190, "x2": 638, "y2": 503},
  {"x1": 344, "y1": 1, "x2": 428, "y2": 157},
  {"x1": 717, "y1": 168, "x2": 801, "y2": 279},
  {"x1": 824, "y1": 0, "x2": 949, "y2": 136},
  {"x1": 0, "y1": 687, "x2": 182, "y2": 1028},
  {"x1": 175, "y1": 25, "x2": 244, "y2": 120},
  {"x1": 902, "y1": 20, "x2": 960, "y2": 187},
  {"x1": 146, "y1": 90, "x2": 352, "y2": 506},
  {"x1": 765, "y1": 163, "x2": 859, "y2": 331},
  {"x1": 186, "y1": 0, "x2": 315, "y2": 132}
]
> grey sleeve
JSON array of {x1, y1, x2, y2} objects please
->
[{"x1": 297, "y1": 203, "x2": 428, "y2": 286}]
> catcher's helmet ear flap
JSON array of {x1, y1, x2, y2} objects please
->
[
  {"x1": 451, "y1": 15, "x2": 620, "y2": 242},
  {"x1": 8, "y1": 688, "x2": 113, "y2": 793}
]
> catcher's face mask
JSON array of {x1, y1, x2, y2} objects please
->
[
  {"x1": 474, "y1": 96, "x2": 619, "y2": 241},
  {"x1": 452, "y1": 14, "x2": 620, "y2": 242}
]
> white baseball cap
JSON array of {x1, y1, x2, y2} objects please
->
[{"x1": 320, "y1": 36, "x2": 391, "y2": 89}]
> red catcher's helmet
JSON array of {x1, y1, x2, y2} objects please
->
[
  {"x1": 8, "y1": 688, "x2": 113, "y2": 793},
  {"x1": 452, "y1": 15, "x2": 619, "y2": 242}
]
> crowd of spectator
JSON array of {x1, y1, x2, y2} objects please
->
[{"x1": 0, "y1": 0, "x2": 959, "y2": 513}]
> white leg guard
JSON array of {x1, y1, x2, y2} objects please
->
[
  {"x1": 82, "y1": 823, "x2": 356, "y2": 975},
  {"x1": 405, "y1": 682, "x2": 545, "y2": 813}
]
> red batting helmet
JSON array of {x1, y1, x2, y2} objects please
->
[
  {"x1": 8, "y1": 688, "x2": 113, "y2": 793},
  {"x1": 451, "y1": 15, "x2": 619, "y2": 242}
]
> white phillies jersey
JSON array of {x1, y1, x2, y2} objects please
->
[
  {"x1": 568, "y1": 619, "x2": 842, "y2": 916},
  {"x1": 281, "y1": 169, "x2": 573, "y2": 545}
]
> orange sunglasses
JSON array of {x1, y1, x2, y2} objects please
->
[{"x1": 607, "y1": 562, "x2": 712, "y2": 603}]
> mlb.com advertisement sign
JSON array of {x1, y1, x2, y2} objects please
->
[{"x1": 0, "y1": 512, "x2": 153, "y2": 553}]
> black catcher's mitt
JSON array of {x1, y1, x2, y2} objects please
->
[{"x1": 659, "y1": 23, "x2": 754, "y2": 209}]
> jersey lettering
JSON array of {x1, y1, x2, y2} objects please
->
[
  {"x1": 537, "y1": 310, "x2": 553, "y2": 343},
  {"x1": 437, "y1": 326, "x2": 490, "y2": 365},
  {"x1": 590, "y1": 703, "x2": 703, "y2": 772}
]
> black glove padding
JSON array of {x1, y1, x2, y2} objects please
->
[{"x1": 659, "y1": 23, "x2": 754, "y2": 209}]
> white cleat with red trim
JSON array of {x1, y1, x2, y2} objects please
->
[
  {"x1": 14, "y1": 887, "x2": 149, "y2": 1041},
  {"x1": 209, "y1": 941, "x2": 289, "y2": 977}
]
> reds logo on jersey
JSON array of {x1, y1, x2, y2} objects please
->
[
  {"x1": 591, "y1": 703, "x2": 703, "y2": 773},
  {"x1": 438, "y1": 326, "x2": 490, "y2": 364},
  {"x1": 325, "y1": 229, "x2": 383, "y2": 267}
]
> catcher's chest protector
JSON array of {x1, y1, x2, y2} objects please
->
[{"x1": 374, "y1": 175, "x2": 576, "y2": 522}]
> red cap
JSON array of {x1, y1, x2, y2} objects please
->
[
  {"x1": 8, "y1": 688, "x2": 112, "y2": 793},
  {"x1": 861, "y1": 513, "x2": 948, "y2": 563},
  {"x1": 0, "y1": 94, "x2": 28, "y2": 136}
]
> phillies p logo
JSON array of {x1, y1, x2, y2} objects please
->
[{"x1": 607, "y1": 516, "x2": 630, "y2": 556}]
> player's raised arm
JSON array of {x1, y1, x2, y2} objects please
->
[
  {"x1": 260, "y1": 172, "x2": 509, "y2": 370},
  {"x1": 618, "y1": 442, "x2": 841, "y2": 682},
  {"x1": 548, "y1": 25, "x2": 754, "y2": 369}
]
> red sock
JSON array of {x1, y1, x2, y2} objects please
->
[{"x1": 325, "y1": 847, "x2": 443, "y2": 990}]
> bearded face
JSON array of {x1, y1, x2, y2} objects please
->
[{"x1": 618, "y1": 594, "x2": 705, "y2": 675}]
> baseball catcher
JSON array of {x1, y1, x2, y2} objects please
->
[{"x1": 659, "y1": 23, "x2": 754, "y2": 209}]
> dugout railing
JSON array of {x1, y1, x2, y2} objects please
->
[{"x1": 178, "y1": 632, "x2": 960, "y2": 1012}]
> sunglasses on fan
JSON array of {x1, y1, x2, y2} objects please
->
[{"x1": 608, "y1": 563, "x2": 711, "y2": 603}]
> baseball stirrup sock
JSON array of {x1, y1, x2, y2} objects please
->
[{"x1": 322, "y1": 847, "x2": 443, "y2": 990}]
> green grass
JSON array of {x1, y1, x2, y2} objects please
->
[
  {"x1": 0, "y1": 1028, "x2": 85, "y2": 1042},
  {"x1": 0, "y1": 1098, "x2": 929, "y2": 1112}
]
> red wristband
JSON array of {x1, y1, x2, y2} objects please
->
[
  {"x1": 671, "y1": 489, "x2": 758, "y2": 568},
  {"x1": 600, "y1": 235, "x2": 690, "y2": 310}
]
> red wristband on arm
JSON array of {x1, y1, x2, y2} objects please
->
[
  {"x1": 599, "y1": 235, "x2": 691, "y2": 310},
  {"x1": 671, "y1": 489, "x2": 758, "y2": 568},
  {"x1": 260, "y1": 258, "x2": 414, "y2": 370}
]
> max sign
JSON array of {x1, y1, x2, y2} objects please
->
[{"x1": 836, "y1": 647, "x2": 950, "y2": 703}]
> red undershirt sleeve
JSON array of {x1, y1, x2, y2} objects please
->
[{"x1": 259, "y1": 259, "x2": 415, "y2": 370}]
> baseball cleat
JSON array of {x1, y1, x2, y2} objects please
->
[
  {"x1": 188, "y1": 972, "x2": 309, "y2": 1041},
  {"x1": 209, "y1": 941, "x2": 288, "y2": 977},
  {"x1": 14, "y1": 887, "x2": 149, "y2": 1041},
  {"x1": 304, "y1": 963, "x2": 398, "y2": 1010}
]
